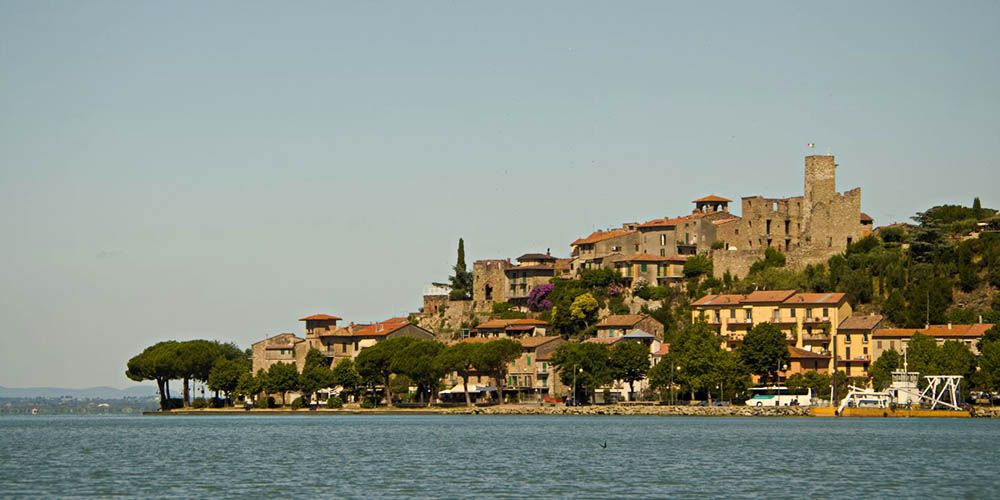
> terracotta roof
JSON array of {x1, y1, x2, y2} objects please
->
[
  {"x1": 838, "y1": 314, "x2": 884, "y2": 331},
  {"x1": 517, "y1": 253, "x2": 556, "y2": 262},
  {"x1": 584, "y1": 336, "x2": 622, "y2": 345},
  {"x1": 873, "y1": 324, "x2": 994, "y2": 339},
  {"x1": 264, "y1": 345, "x2": 297, "y2": 351},
  {"x1": 694, "y1": 195, "x2": 732, "y2": 203},
  {"x1": 351, "y1": 317, "x2": 410, "y2": 337},
  {"x1": 596, "y1": 315, "x2": 649, "y2": 328},
  {"x1": 653, "y1": 344, "x2": 670, "y2": 356},
  {"x1": 638, "y1": 214, "x2": 704, "y2": 229},
  {"x1": 299, "y1": 314, "x2": 342, "y2": 321},
  {"x1": 537, "y1": 352, "x2": 555, "y2": 362},
  {"x1": 453, "y1": 337, "x2": 492, "y2": 345},
  {"x1": 782, "y1": 292, "x2": 846, "y2": 305},
  {"x1": 744, "y1": 290, "x2": 797, "y2": 303},
  {"x1": 788, "y1": 346, "x2": 830, "y2": 360},
  {"x1": 610, "y1": 254, "x2": 687, "y2": 263},
  {"x1": 518, "y1": 336, "x2": 562, "y2": 348},
  {"x1": 254, "y1": 333, "x2": 304, "y2": 346},
  {"x1": 712, "y1": 218, "x2": 738, "y2": 225},
  {"x1": 860, "y1": 212, "x2": 874, "y2": 223},
  {"x1": 691, "y1": 294, "x2": 746, "y2": 306},
  {"x1": 474, "y1": 319, "x2": 548, "y2": 331},
  {"x1": 572, "y1": 228, "x2": 637, "y2": 246}
]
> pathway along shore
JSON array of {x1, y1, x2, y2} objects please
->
[{"x1": 144, "y1": 404, "x2": 1000, "y2": 418}]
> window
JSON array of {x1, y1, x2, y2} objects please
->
[
  {"x1": 822, "y1": 308, "x2": 829, "y2": 318},
  {"x1": 877, "y1": 341, "x2": 882, "y2": 349},
  {"x1": 342, "y1": 343, "x2": 347, "y2": 353},
  {"x1": 806, "y1": 308, "x2": 812, "y2": 319},
  {"x1": 354, "y1": 341, "x2": 359, "y2": 350},
  {"x1": 863, "y1": 347, "x2": 868, "y2": 355},
  {"x1": 766, "y1": 219, "x2": 771, "y2": 234},
  {"x1": 790, "y1": 308, "x2": 796, "y2": 318},
  {"x1": 784, "y1": 220, "x2": 790, "y2": 234},
  {"x1": 660, "y1": 249, "x2": 665, "y2": 256},
  {"x1": 730, "y1": 308, "x2": 736, "y2": 319},
  {"x1": 844, "y1": 335, "x2": 851, "y2": 344},
  {"x1": 527, "y1": 356, "x2": 531, "y2": 366},
  {"x1": 862, "y1": 334, "x2": 869, "y2": 342},
  {"x1": 640, "y1": 263, "x2": 648, "y2": 272},
  {"x1": 660, "y1": 234, "x2": 666, "y2": 246},
  {"x1": 846, "y1": 347, "x2": 851, "y2": 359}
]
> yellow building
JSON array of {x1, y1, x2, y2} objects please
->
[{"x1": 691, "y1": 290, "x2": 852, "y2": 372}]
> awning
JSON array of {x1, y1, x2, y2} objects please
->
[{"x1": 438, "y1": 384, "x2": 497, "y2": 395}]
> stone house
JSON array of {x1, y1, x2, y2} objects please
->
[
  {"x1": 610, "y1": 254, "x2": 687, "y2": 287},
  {"x1": 443, "y1": 335, "x2": 566, "y2": 402},
  {"x1": 470, "y1": 318, "x2": 548, "y2": 338},
  {"x1": 584, "y1": 331, "x2": 663, "y2": 401},
  {"x1": 504, "y1": 253, "x2": 569, "y2": 307},
  {"x1": 570, "y1": 226, "x2": 640, "y2": 273},
  {"x1": 251, "y1": 332, "x2": 308, "y2": 375},
  {"x1": 594, "y1": 314, "x2": 665, "y2": 340},
  {"x1": 313, "y1": 317, "x2": 436, "y2": 366},
  {"x1": 691, "y1": 290, "x2": 851, "y2": 372}
]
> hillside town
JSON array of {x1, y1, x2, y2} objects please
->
[{"x1": 126, "y1": 154, "x2": 1000, "y2": 411}]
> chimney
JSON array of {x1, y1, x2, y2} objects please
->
[{"x1": 948, "y1": 323, "x2": 952, "y2": 330}]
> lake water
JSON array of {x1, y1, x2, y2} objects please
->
[{"x1": 1, "y1": 415, "x2": 998, "y2": 498}]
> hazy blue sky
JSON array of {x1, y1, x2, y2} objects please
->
[{"x1": 2, "y1": 1, "x2": 998, "y2": 387}]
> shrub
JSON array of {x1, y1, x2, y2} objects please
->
[
  {"x1": 191, "y1": 398, "x2": 209, "y2": 409},
  {"x1": 290, "y1": 397, "x2": 305, "y2": 410},
  {"x1": 326, "y1": 395, "x2": 344, "y2": 409},
  {"x1": 210, "y1": 398, "x2": 226, "y2": 409},
  {"x1": 711, "y1": 241, "x2": 725, "y2": 250},
  {"x1": 360, "y1": 399, "x2": 378, "y2": 409},
  {"x1": 255, "y1": 396, "x2": 276, "y2": 409},
  {"x1": 164, "y1": 398, "x2": 185, "y2": 410}
]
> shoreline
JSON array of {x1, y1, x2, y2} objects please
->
[{"x1": 142, "y1": 405, "x2": 1000, "y2": 418}]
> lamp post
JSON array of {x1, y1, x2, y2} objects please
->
[
  {"x1": 571, "y1": 366, "x2": 582, "y2": 406},
  {"x1": 670, "y1": 363, "x2": 681, "y2": 405}
]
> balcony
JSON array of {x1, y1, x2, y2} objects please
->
[
  {"x1": 802, "y1": 317, "x2": 831, "y2": 326},
  {"x1": 726, "y1": 321, "x2": 753, "y2": 331},
  {"x1": 838, "y1": 355, "x2": 870, "y2": 364},
  {"x1": 801, "y1": 332, "x2": 831, "y2": 342}
]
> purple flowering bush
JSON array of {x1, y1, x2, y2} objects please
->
[{"x1": 527, "y1": 284, "x2": 554, "y2": 311}]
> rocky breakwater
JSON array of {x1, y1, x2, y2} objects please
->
[{"x1": 445, "y1": 404, "x2": 811, "y2": 417}]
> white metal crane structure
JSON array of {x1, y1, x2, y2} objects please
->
[{"x1": 919, "y1": 375, "x2": 963, "y2": 410}]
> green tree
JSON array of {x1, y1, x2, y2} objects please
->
[
  {"x1": 330, "y1": 358, "x2": 364, "y2": 401},
  {"x1": 125, "y1": 341, "x2": 181, "y2": 410},
  {"x1": 264, "y1": 362, "x2": 300, "y2": 406},
  {"x1": 550, "y1": 342, "x2": 612, "y2": 403},
  {"x1": 711, "y1": 349, "x2": 751, "y2": 402},
  {"x1": 906, "y1": 333, "x2": 940, "y2": 380},
  {"x1": 356, "y1": 337, "x2": 419, "y2": 406},
  {"x1": 234, "y1": 370, "x2": 262, "y2": 401},
  {"x1": 609, "y1": 341, "x2": 650, "y2": 400},
  {"x1": 683, "y1": 254, "x2": 713, "y2": 279},
  {"x1": 392, "y1": 339, "x2": 446, "y2": 403},
  {"x1": 449, "y1": 238, "x2": 473, "y2": 300},
  {"x1": 739, "y1": 323, "x2": 790, "y2": 384},
  {"x1": 207, "y1": 358, "x2": 248, "y2": 403},
  {"x1": 977, "y1": 340, "x2": 1000, "y2": 394},
  {"x1": 665, "y1": 322, "x2": 724, "y2": 401},
  {"x1": 937, "y1": 340, "x2": 977, "y2": 382},
  {"x1": 786, "y1": 371, "x2": 832, "y2": 400},
  {"x1": 434, "y1": 342, "x2": 481, "y2": 406},
  {"x1": 869, "y1": 349, "x2": 901, "y2": 391},
  {"x1": 297, "y1": 349, "x2": 335, "y2": 405},
  {"x1": 476, "y1": 338, "x2": 523, "y2": 403},
  {"x1": 570, "y1": 293, "x2": 599, "y2": 328}
]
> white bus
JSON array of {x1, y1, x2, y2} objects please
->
[{"x1": 745, "y1": 386, "x2": 813, "y2": 407}]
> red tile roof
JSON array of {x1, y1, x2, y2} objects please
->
[
  {"x1": 351, "y1": 317, "x2": 410, "y2": 337},
  {"x1": 518, "y1": 336, "x2": 562, "y2": 348},
  {"x1": 712, "y1": 218, "x2": 738, "y2": 225},
  {"x1": 691, "y1": 294, "x2": 746, "y2": 306},
  {"x1": 782, "y1": 292, "x2": 846, "y2": 305},
  {"x1": 653, "y1": 344, "x2": 670, "y2": 356},
  {"x1": 788, "y1": 346, "x2": 830, "y2": 359},
  {"x1": 873, "y1": 324, "x2": 994, "y2": 339},
  {"x1": 693, "y1": 195, "x2": 732, "y2": 203},
  {"x1": 860, "y1": 212, "x2": 874, "y2": 223},
  {"x1": 744, "y1": 290, "x2": 797, "y2": 303},
  {"x1": 838, "y1": 314, "x2": 884, "y2": 331},
  {"x1": 584, "y1": 336, "x2": 622, "y2": 345},
  {"x1": 638, "y1": 213, "x2": 708, "y2": 229},
  {"x1": 299, "y1": 314, "x2": 342, "y2": 321},
  {"x1": 572, "y1": 228, "x2": 637, "y2": 246},
  {"x1": 596, "y1": 314, "x2": 649, "y2": 328}
]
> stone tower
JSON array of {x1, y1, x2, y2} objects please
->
[{"x1": 804, "y1": 155, "x2": 837, "y2": 204}]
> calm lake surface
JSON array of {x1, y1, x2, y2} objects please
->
[{"x1": 1, "y1": 415, "x2": 998, "y2": 498}]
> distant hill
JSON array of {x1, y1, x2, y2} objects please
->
[{"x1": 0, "y1": 385, "x2": 157, "y2": 399}]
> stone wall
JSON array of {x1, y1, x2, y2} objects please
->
[{"x1": 472, "y1": 259, "x2": 510, "y2": 311}]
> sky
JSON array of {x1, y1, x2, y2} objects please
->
[{"x1": 1, "y1": 1, "x2": 998, "y2": 388}]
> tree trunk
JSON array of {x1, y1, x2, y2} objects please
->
[
  {"x1": 165, "y1": 380, "x2": 171, "y2": 400},
  {"x1": 156, "y1": 378, "x2": 167, "y2": 410},
  {"x1": 183, "y1": 377, "x2": 191, "y2": 407},
  {"x1": 384, "y1": 374, "x2": 393, "y2": 407},
  {"x1": 628, "y1": 380, "x2": 635, "y2": 402},
  {"x1": 462, "y1": 372, "x2": 472, "y2": 406}
]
